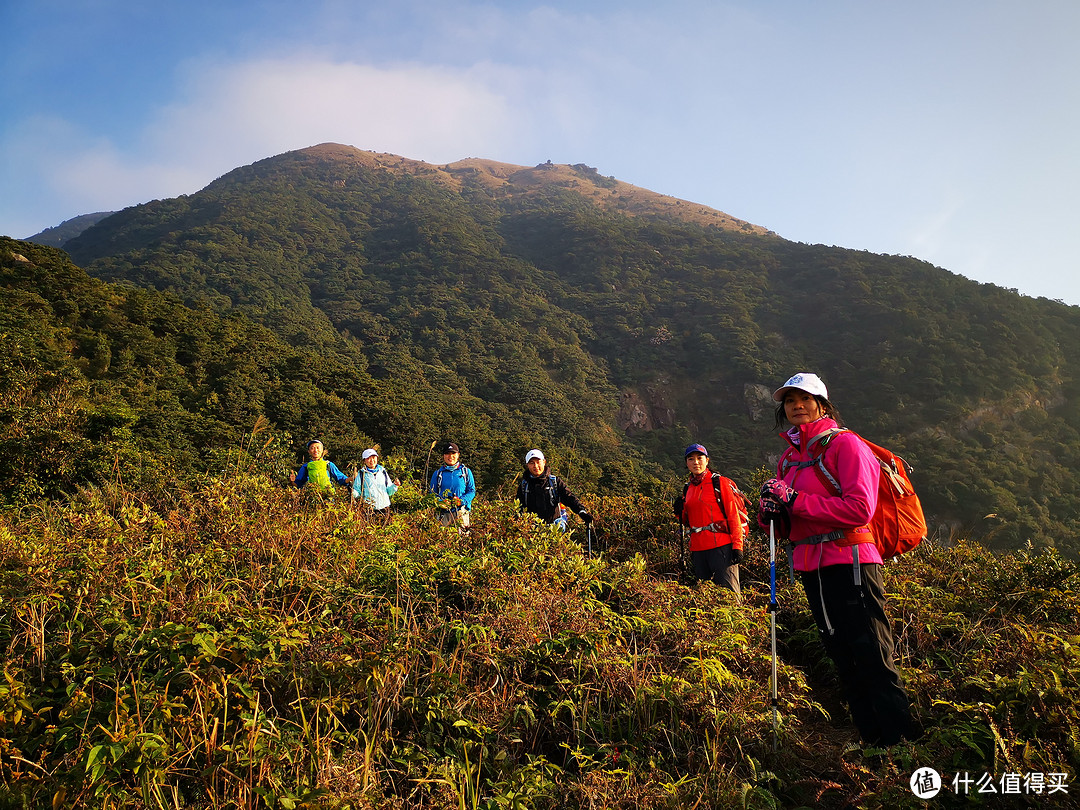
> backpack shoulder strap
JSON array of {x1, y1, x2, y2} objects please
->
[
  {"x1": 711, "y1": 473, "x2": 750, "y2": 509},
  {"x1": 710, "y1": 471, "x2": 723, "y2": 499},
  {"x1": 799, "y1": 428, "x2": 851, "y2": 494},
  {"x1": 806, "y1": 427, "x2": 849, "y2": 456},
  {"x1": 709, "y1": 472, "x2": 733, "y2": 505}
]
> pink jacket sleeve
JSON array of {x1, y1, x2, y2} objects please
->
[{"x1": 789, "y1": 432, "x2": 878, "y2": 528}]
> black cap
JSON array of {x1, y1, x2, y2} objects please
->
[{"x1": 441, "y1": 442, "x2": 460, "y2": 454}]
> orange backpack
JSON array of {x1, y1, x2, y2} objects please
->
[{"x1": 783, "y1": 428, "x2": 927, "y2": 560}]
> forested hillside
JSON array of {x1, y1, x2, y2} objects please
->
[
  {"x1": 19, "y1": 142, "x2": 1080, "y2": 555},
  {"x1": 0, "y1": 236, "x2": 636, "y2": 501},
  {"x1": 26, "y1": 211, "x2": 116, "y2": 247}
]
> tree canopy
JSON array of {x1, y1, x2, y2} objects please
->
[{"x1": 12, "y1": 143, "x2": 1077, "y2": 555}]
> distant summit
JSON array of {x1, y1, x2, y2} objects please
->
[
  {"x1": 26, "y1": 211, "x2": 116, "y2": 247},
  {"x1": 242, "y1": 143, "x2": 772, "y2": 235}
]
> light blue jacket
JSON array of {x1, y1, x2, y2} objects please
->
[{"x1": 352, "y1": 464, "x2": 398, "y2": 510}]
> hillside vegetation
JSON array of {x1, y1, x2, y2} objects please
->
[
  {"x1": 5, "y1": 144, "x2": 1080, "y2": 808},
  {"x1": 47, "y1": 143, "x2": 1080, "y2": 556},
  {"x1": 1, "y1": 236, "x2": 642, "y2": 504},
  {"x1": 26, "y1": 212, "x2": 116, "y2": 248},
  {"x1": 1, "y1": 461, "x2": 1078, "y2": 808}
]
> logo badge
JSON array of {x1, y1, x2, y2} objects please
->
[{"x1": 910, "y1": 768, "x2": 942, "y2": 799}]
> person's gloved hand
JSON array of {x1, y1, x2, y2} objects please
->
[
  {"x1": 761, "y1": 478, "x2": 798, "y2": 508},
  {"x1": 758, "y1": 494, "x2": 784, "y2": 517},
  {"x1": 580, "y1": 511, "x2": 593, "y2": 525},
  {"x1": 672, "y1": 497, "x2": 685, "y2": 519},
  {"x1": 730, "y1": 546, "x2": 744, "y2": 565},
  {"x1": 758, "y1": 495, "x2": 791, "y2": 538}
]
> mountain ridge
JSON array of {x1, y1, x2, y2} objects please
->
[
  {"x1": 247, "y1": 143, "x2": 773, "y2": 235},
  {"x1": 25, "y1": 211, "x2": 116, "y2": 246},
  {"x1": 34, "y1": 143, "x2": 1080, "y2": 555}
]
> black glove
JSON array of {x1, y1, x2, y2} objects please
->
[
  {"x1": 730, "y1": 546, "x2": 744, "y2": 565},
  {"x1": 580, "y1": 511, "x2": 593, "y2": 525},
  {"x1": 673, "y1": 497, "x2": 685, "y2": 519}
]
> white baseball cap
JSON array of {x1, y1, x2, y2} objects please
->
[
  {"x1": 362, "y1": 449, "x2": 378, "y2": 460},
  {"x1": 773, "y1": 372, "x2": 829, "y2": 402},
  {"x1": 525, "y1": 449, "x2": 545, "y2": 464}
]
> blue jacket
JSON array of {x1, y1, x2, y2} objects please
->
[
  {"x1": 429, "y1": 464, "x2": 476, "y2": 512},
  {"x1": 352, "y1": 464, "x2": 398, "y2": 510}
]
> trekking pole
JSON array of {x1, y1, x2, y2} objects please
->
[
  {"x1": 769, "y1": 519, "x2": 779, "y2": 751},
  {"x1": 586, "y1": 523, "x2": 593, "y2": 558},
  {"x1": 677, "y1": 524, "x2": 686, "y2": 581}
]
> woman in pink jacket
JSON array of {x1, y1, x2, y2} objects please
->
[{"x1": 758, "y1": 373, "x2": 918, "y2": 747}]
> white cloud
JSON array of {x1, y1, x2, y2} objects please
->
[
  {"x1": 2, "y1": 56, "x2": 535, "y2": 236},
  {"x1": 147, "y1": 57, "x2": 526, "y2": 167},
  {"x1": 1, "y1": 115, "x2": 203, "y2": 236}
]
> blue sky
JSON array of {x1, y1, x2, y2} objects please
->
[{"x1": 3, "y1": 0, "x2": 1078, "y2": 304}]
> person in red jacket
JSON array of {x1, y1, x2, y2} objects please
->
[
  {"x1": 673, "y1": 444, "x2": 744, "y2": 596},
  {"x1": 759, "y1": 372, "x2": 919, "y2": 747}
]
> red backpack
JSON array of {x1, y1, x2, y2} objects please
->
[{"x1": 782, "y1": 428, "x2": 927, "y2": 560}]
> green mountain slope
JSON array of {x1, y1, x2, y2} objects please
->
[
  {"x1": 48, "y1": 144, "x2": 1080, "y2": 554},
  {"x1": 0, "y1": 237, "x2": 381, "y2": 498},
  {"x1": 25, "y1": 211, "x2": 116, "y2": 247},
  {"x1": 0, "y1": 235, "x2": 640, "y2": 501}
]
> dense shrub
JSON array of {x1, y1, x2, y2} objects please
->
[{"x1": 1, "y1": 475, "x2": 1077, "y2": 808}]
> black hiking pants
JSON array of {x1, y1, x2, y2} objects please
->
[
  {"x1": 801, "y1": 563, "x2": 916, "y2": 746},
  {"x1": 691, "y1": 544, "x2": 741, "y2": 597}
]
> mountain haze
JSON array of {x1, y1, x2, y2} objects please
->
[
  {"x1": 32, "y1": 143, "x2": 1080, "y2": 555},
  {"x1": 26, "y1": 211, "x2": 116, "y2": 246}
]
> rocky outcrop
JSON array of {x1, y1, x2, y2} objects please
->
[
  {"x1": 618, "y1": 380, "x2": 777, "y2": 434},
  {"x1": 617, "y1": 384, "x2": 676, "y2": 434},
  {"x1": 744, "y1": 383, "x2": 775, "y2": 422}
]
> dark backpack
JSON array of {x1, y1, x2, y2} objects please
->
[{"x1": 521, "y1": 474, "x2": 564, "y2": 521}]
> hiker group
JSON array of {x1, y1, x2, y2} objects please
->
[
  {"x1": 290, "y1": 442, "x2": 400, "y2": 514},
  {"x1": 289, "y1": 371, "x2": 925, "y2": 747},
  {"x1": 290, "y1": 438, "x2": 593, "y2": 534}
]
